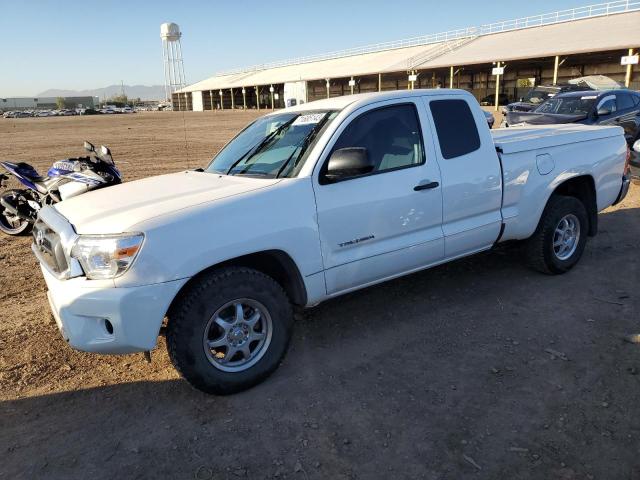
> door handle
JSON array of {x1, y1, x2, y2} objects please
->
[{"x1": 414, "y1": 181, "x2": 439, "y2": 191}]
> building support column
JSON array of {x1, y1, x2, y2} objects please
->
[
  {"x1": 625, "y1": 48, "x2": 635, "y2": 87},
  {"x1": 230, "y1": 88, "x2": 234, "y2": 110},
  {"x1": 552, "y1": 55, "x2": 560, "y2": 85},
  {"x1": 219, "y1": 90, "x2": 223, "y2": 110},
  {"x1": 242, "y1": 88, "x2": 247, "y2": 109},
  {"x1": 449, "y1": 66, "x2": 454, "y2": 89},
  {"x1": 350, "y1": 77, "x2": 355, "y2": 95},
  {"x1": 378, "y1": 73, "x2": 382, "y2": 92},
  {"x1": 210, "y1": 90, "x2": 214, "y2": 111},
  {"x1": 494, "y1": 61, "x2": 501, "y2": 112},
  {"x1": 255, "y1": 86, "x2": 260, "y2": 111},
  {"x1": 325, "y1": 79, "x2": 330, "y2": 99},
  {"x1": 270, "y1": 85, "x2": 275, "y2": 109}
]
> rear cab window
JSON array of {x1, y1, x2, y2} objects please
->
[{"x1": 429, "y1": 99, "x2": 480, "y2": 159}]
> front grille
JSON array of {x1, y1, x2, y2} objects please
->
[{"x1": 32, "y1": 219, "x2": 68, "y2": 274}]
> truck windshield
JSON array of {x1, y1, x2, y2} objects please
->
[
  {"x1": 206, "y1": 110, "x2": 337, "y2": 178},
  {"x1": 534, "y1": 96, "x2": 596, "y2": 115}
]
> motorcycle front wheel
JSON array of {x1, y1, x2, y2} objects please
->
[{"x1": 0, "y1": 190, "x2": 32, "y2": 236}]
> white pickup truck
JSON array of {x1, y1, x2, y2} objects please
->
[{"x1": 32, "y1": 90, "x2": 631, "y2": 394}]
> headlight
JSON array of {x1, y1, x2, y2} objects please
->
[{"x1": 71, "y1": 233, "x2": 144, "y2": 279}]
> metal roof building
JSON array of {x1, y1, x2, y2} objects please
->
[
  {"x1": 175, "y1": 1, "x2": 640, "y2": 111},
  {"x1": 1, "y1": 96, "x2": 98, "y2": 111}
]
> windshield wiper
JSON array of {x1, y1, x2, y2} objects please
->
[
  {"x1": 275, "y1": 114, "x2": 330, "y2": 178},
  {"x1": 226, "y1": 115, "x2": 299, "y2": 175}
]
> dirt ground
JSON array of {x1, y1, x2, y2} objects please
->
[{"x1": 1, "y1": 111, "x2": 639, "y2": 480}]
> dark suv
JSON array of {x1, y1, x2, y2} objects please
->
[
  {"x1": 504, "y1": 89, "x2": 640, "y2": 146},
  {"x1": 503, "y1": 84, "x2": 588, "y2": 113}
]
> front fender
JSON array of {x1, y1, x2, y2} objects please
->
[{"x1": 114, "y1": 178, "x2": 324, "y2": 290}]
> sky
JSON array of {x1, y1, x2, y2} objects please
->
[{"x1": 2, "y1": 0, "x2": 595, "y2": 96}]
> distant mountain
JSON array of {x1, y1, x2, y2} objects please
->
[{"x1": 36, "y1": 84, "x2": 166, "y2": 101}]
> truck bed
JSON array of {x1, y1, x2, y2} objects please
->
[{"x1": 492, "y1": 124, "x2": 623, "y2": 154}]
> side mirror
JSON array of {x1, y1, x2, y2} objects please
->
[
  {"x1": 633, "y1": 139, "x2": 640, "y2": 154},
  {"x1": 83, "y1": 141, "x2": 95, "y2": 152},
  {"x1": 596, "y1": 107, "x2": 611, "y2": 116},
  {"x1": 324, "y1": 147, "x2": 374, "y2": 182}
]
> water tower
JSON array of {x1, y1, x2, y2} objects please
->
[{"x1": 160, "y1": 22, "x2": 186, "y2": 104}]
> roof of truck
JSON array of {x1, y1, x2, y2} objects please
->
[
  {"x1": 270, "y1": 88, "x2": 471, "y2": 114},
  {"x1": 553, "y1": 88, "x2": 638, "y2": 98}
]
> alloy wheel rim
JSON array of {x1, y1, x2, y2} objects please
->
[
  {"x1": 203, "y1": 298, "x2": 273, "y2": 372},
  {"x1": 553, "y1": 213, "x2": 580, "y2": 261}
]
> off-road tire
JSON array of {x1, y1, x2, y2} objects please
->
[
  {"x1": 524, "y1": 195, "x2": 588, "y2": 274},
  {"x1": 166, "y1": 267, "x2": 293, "y2": 395}
]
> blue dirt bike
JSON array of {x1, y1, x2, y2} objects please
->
[{"x1": 0, "y1": 141, "x2": 122, "y2": 235}]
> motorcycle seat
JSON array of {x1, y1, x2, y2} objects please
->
[{"x1": 9, "y1": 162, "x2": 48, "y2": 183}]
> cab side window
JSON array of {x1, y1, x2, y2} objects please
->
[
  {"x1": 330, "y1": 104, "x2": 425, "y2": 174},
  {"x1": 597, "y1": 97, "x2": 616, "y2": 114},
  {"x1": 429, "y1": 99, "x2": 481, "y2": 159},
  {"x1": 617, "y1": 93, "x2": 635, "y2": 111}
]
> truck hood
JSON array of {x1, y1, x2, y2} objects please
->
[
  {"x1": 505, "y1": 102, "x2": 537, "y2": 113},
  {"x1": 506, "y1": 111, "x2": 587, "y2": 126},
  {"x1": 55, "y1": 171, "x2": 281, "y2": 234}
]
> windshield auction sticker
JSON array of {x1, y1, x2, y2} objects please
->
[{"x1": 293, "y1": 113, "x2": 326, "y2": 126}]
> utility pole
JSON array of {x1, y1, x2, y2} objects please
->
[{"x1": 494, "y1": 61, "x2": 502, "y2": 112}]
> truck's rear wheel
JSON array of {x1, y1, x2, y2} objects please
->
[
  {"x1": 166, "y1": 267, "x2": 293, "y2": 395},
  {"x1": 524, "y1": 195, "x2": 588, "y2": 274}
]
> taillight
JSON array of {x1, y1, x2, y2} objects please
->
[{"x1": 625, "y1": 145, "x2": 631, "y2": 175}]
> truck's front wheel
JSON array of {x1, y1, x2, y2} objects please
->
[
  {"x1": 525, "y1": 195, "x2": 588, "y2": 274},
  {"x1": 166, "y1": 267, "x2": 293, "y2": 394}
]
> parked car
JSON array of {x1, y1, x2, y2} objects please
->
[
  {"x1": 502, "y1": 75, "x2": 623, "y2": 114},
  {"x1": 32, "y1": 90, "x2": 630, "y2": 394},
  {"x1": 480, "y1": 93, "x2": 510, "y2": 106},
  {"x1": 630, "y1": 139, "x2": 640, "y2": 180},
  {"x1": 503, "y1": 85, "x2": 576, "y2": 114},
  {"x1": 504, "y1": 89, "x2": 640, "y2": 145}
]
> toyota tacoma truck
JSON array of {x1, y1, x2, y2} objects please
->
[{"x1": 32, "y1": 90, "x2": 632, "y2": 394}]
